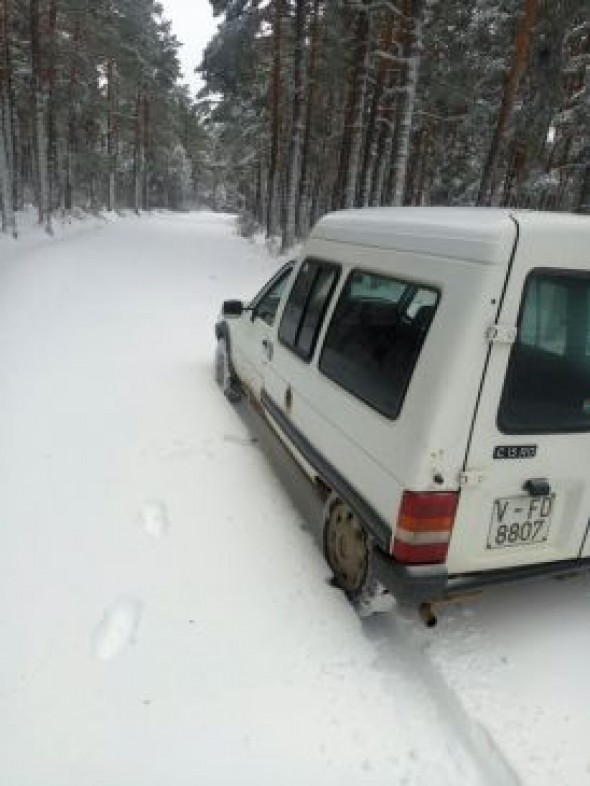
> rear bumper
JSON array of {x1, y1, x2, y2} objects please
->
[{"x1": 372, "y1": 547, "x2": 590, "y2": 606}]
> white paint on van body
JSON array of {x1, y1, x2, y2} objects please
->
[{"x1": 228, "y1": 208, "x2": 590, "y2": 577}]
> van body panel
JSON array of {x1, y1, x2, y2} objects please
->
[
  {"x1": 447, "y1": 214, "x2": 590, "y2": 574},
  {"x1": 262, "y1": 232, "x2": 516, "y2": 535},
  {"x1": 231, "y1": 313, "x2": 270, "y2": 397},
  {"x1": 311, "y1": 207, "x2": 517, "y2": 267}
]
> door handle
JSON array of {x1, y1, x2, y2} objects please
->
[
  {"x1": 262, "y1": 338, "x2": 273, "y2": 360},
  {"x1": 523, "y1": 478, "x2": 551, "y2": 497}
]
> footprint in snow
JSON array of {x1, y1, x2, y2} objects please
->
[
  {"x1": 139, "y1": 500, "x2": 171, "y2": 538},
  {"x1": 91, "y1": 597, "x2": 143, "y2": 661}
]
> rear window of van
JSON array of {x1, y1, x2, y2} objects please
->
[
  {"x1": 319, "y1": 271, "x2": 438, "y2": 418},
  {"x1": 498, "y1": 269, "x2": 590, "y2": 433}
]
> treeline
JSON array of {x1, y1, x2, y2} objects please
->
[
  {"x1": 0, "y1": 0, "x2": 207, "y2": 237},
  {"x1": 200, "y1": 0, "x2": 590, "y2": 250}
]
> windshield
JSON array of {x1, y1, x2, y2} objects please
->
[{"x1": 499, "y1": 269, "x2": 590, "y2": 433}]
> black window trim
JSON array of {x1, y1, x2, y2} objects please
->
[
  {"x1": 248, "y1": 261, "x2": 295, "y2": 316},
  {"x1": 318, "y1": 267, "x2": 441, "y2": 421},
  {"x1": 497, "y1": 265, "x2": 590, "y2": 436},
  {"x1": 277, "y1": 257, "x2": 342, "y2": 363}
]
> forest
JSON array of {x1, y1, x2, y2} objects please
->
[
  {"x1": 200, "y1": 0, "x2": 590, "y2": 250},
  {"x1": 1, "y1": 0, "x2": 589, "y2": 248},
  {"x1": 0, "y1": 0, "x2": 207, "y2": 236}
]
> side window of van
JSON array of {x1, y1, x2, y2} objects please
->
[
  {"x1": 319, "y1": 270, "x2": 439, "y2": 418},
  {"x1": 499, "y1": 270, "x2": 590, "y2": 433},
  {"x1": 278, "y1": 260, "x2": 339, "y2": 361}
]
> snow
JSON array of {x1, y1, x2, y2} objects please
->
[
  {"x1": 139, "y1": 500, "x2": 172, "y2": 539},
  {"x1": 1, "y1": 211, "x2": 589, "y2": 785},
  {"x1": 92, "y1": 598, "x2": 144, "y2": 661}
]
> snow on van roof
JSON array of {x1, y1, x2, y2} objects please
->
[{"x1": 310, "y1": 207, "x2": 589, "y2": 266}]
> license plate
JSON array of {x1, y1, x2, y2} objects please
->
[{"x1": 487, "y1": 495, "x2": 554, "y2": 549}]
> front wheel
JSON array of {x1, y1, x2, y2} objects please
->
[
  {"x1": 323, "y1": 494, "x2": 389, "y2": 617},
  {"x1": 215, "y1": 337, "x2": 242, "y2": 403}
]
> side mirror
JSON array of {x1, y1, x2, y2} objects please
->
[{"x1": 222, "y1": 299, "x2": 244, "y2": 317}]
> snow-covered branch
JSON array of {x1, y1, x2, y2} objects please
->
[
  {"x1": 374, "y1": 50, "x2": 411, "y2": 65},
  {"x1": 414, "y1": 110, "x2": 468, "y2": 123},
  {"x1": 566, "y1": 84, "x2": 590, "y2": 110},
  {"x1": 382, "y1": 85, "x2": 412, "y2": 98},
  {"x1": 564, "y1": 54, "x2": 590, "y2": 72},
  {"x1": 564, "y1": 20, "x2": 590, "y2": 44}
]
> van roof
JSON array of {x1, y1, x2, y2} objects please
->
[{"x1": 310, "y1": 208, "x2": 590, "y2": 267}]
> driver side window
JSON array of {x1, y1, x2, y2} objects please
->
[{"x1": 253, "y1": 266, "x2": 293, "y2": 326}]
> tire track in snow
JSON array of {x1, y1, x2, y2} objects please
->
[
  {"x1": 365, "y1": 610, "x2": 520, "y2": 786},
  {"x1": 237, "y1": 401, "x2": 519, "y2": 784}
]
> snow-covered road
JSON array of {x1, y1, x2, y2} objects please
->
[{"x1": 1, "y1": 212, "x2": 589, "y2": 786}]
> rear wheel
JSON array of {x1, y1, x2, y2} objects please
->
[
  {"x1": 323, "y1": 494, "x2": 388, "y2": 616},
  {"x1": 215, "y1": 337, "x2": 242, "y2": 403}
]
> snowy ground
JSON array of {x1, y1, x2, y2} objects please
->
[{"x1": 1, "y1": 211, "x2": 589, "y2": 786}]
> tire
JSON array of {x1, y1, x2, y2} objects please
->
[
  {"x1": 323, "y1": 493, "x2": 388, "y2": 617},
  {"x1": 215, "y1": 337, "x2": 242, "y2": 403}
]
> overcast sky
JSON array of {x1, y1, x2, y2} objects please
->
[{"x1": 160, "y1": 0, "x2": 219, "y2": 95}]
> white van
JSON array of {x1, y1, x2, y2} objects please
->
[{"x1": 215, "y1": 208, "x2": 590, "y2": 617}]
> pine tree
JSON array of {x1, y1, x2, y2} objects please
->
[
  {"x1": 200, "y1": 0, "x2": 590, "y2": 249},
  {"x1": 387, "y1": 0, "x2": 424, "y2": 206},
  {"x1": 267, "y1": 0, "x2": 285, "y2": 237},
  {"x1": 477, "y1": 0, "x2": 540, "y2": 205},
  {"x1": 282, "y1": 0, "x2": 306, "y2": 251},
  {"x1": 0, "y1": 0, "x2": 207, "y2": 233},
  {"x1": 0, "y1": 0, "x2": 16, "y2": 235}
]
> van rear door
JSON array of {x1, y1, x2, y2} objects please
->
[{"x1": 447, "y1": 219, "x2": 590, "y2": 575}]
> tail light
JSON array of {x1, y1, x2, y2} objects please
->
[{"x1": 391, "y1": 491, "x2": 459, "y2": 564}]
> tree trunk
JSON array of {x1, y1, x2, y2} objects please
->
[
  {"x1": 257, "y1": 148, "x2": 268, "y2": 227},
  {"x1": 296, "y1": 0, "x2": 319, "y2": 239},
  {"x1": 0, "y1": 0, "x2": 16, "y2": 235},
  {"x1": 369, "y1": 56, "x2": 399, "y2": 208},
  {"x1": 133, "y1": 89, "x2": 143, "y2": 214},
  {"x1": 30, "y1": 0, "x2": 51, "y2": 231},
  {"x1": 35, "y1": 91, "x2": 50, "y2": 231},
  {"x1": 370, "y1": 122, "x2": 393, "y2": 205},
  {"x1": 477, "y1": 0, "x2": 539, "y2": 206},
  {"x1": 358, "y1": 14, "x2": 395, "y2": 207},
  {"x1": 0, "y1": 97, "x2": 15, "y2": 235},
  {"x1": 1, "y1": 0, "x2": 18, "y2": 226},
  {"x1": 576, "y1": 157, "x2": 590, "y2": 214},
  {"x1": 343, "y1": 2, "x2": 370, "y2": 209},
  {"x1": 282, "y1": 0, "x2": 306, "y2": 251},
  {"x1": 64, "y1": 16, "x2": 80, "y2": 212},
  {"x1": 107, "y1": 58, "x2": 116, "y2": 211},
  {"x1": 404, "y1": 124, "x2": 423, "y2": 205},
  {"x1": 142, "y1": 93, "x2": 149, "y2": 209},
  {"x1": 46, "y1": 0, "x2": 57, "y2": 222},
  {"x1": 412, "y1": 124, "x2": 431, "y2": 205},
  {"x1": 389, "y1": 0, "x2": 424, "y2": 206},
  {"x1": 333, "y1": 1, "x2": 370, "y2": 210},
  {"x1": 267, "y1": 0, "x2": 284, "y2": 238},
  {"x1": 321, "y1": 81, "x2": 342, "y2": 214}
]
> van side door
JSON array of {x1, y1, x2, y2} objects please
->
[
  {"x1": 232, "y1": 264, "x2": 293, "y2": 398},
  {"x1": 262, "y1": 258, "x2": 341, "y2": 411}
]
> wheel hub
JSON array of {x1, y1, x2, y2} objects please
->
[{"x1": 326, "y1": 502, "x2": 368, "y2": 593}]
